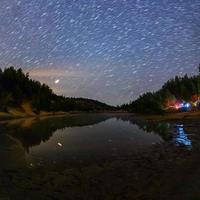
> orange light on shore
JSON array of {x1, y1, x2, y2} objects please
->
[{"x1": 175, "y1": 104, "x2": 180, "y2": 110}]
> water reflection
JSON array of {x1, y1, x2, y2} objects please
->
[
  {"x1": 0, "y1": 114, "x2": 114, "y2": 169},
  {"x1": 139, "y1": 122, "x2": 171, "y2": 141},
  {"x1": 174, "y1": 124, "x2": 192, "y2": 148},
  {"x1": 0, "y1": 114, "x2": 114, "y2": 151},
  {"x1": 113, "y1": 115, "x2": 172, "y2": 141},
  {"x1": 115, "y1": 115, "x2": 193, "y2": 148},
  {"x1": 0, "y1": 115, "x2": 170, "y2": 152},
  {"x1": 0, "y1": 114, "x2": 193, "y2": 169}
]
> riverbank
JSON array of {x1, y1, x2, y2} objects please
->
[
  {"x1": 0, "y1": 102, "x2": 125, "y2": 121},
  {"x1": 141, "y1": 111, "x2": 200, "y2": 121},
  {"x1": 0, "y1": 110, "x2": 68, "y2": 120},
  {"x1": 0, "y1": 102, "x2": 84, "y2": 121}
]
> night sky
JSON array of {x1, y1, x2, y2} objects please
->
[{"x1": 0, "y1": 0, "x2": 199, "y2": 105}]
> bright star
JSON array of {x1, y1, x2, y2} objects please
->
[{"x1": 54, "y1": 79, "x2": 60, "y2": 84}]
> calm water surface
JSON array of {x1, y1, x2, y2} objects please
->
[
  {"x1": 30, "y1": 117, "x2": 163, "y2": 163},
  {"x1": 0, "y1": 113, "x2": 193, "y2": 168}
]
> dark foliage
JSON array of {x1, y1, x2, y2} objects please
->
[
  {"x1": 121, "y1": 72, "x2": 200, "y2": 114},
  {"x1": 0, "y1": 67, "x2": 114, "y2": 112}
]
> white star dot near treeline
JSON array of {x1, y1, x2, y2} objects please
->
[{"x1": 54, "y1": 79, "x2": 60, "y2": 84}]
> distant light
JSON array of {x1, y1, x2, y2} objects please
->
[
  {"x1": 57, "y1": 142, "x2": 62, "y2": 147},
  {"x1": 54, "y1": 79, "x2": 60, "y2": 84},
  {"x1": 180, "y1": 103, "x2": 184, "y2": 108},
  {"x1": 175, "y1": 104, "x2": 180, "y2": 110},
  {"x1": 174, "y1": 103, "x2": 181, "y2": 110},
  {"x1": 185, "y1": 103, "x2": 190, "y2": 108}
]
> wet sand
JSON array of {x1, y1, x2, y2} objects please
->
[{"x1": 1, "y1": 143, "x2": 199, "y2": 200}]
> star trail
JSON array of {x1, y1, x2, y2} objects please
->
[{"x1": 0, "y1": 0, "x2": 199, "y2": 105}]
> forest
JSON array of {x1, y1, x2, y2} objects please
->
[
  {"x1": 0, "y1": 67, "x2": 114, "y2": 112},
  {"x1": 1, "y1": 66, "x2": 200, "y2": 115},
  {"x1": 121, "y1": 69, "x2": 200, "y2": 114}
]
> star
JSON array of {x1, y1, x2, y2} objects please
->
[{"x1": 54, "y1": 79, "x2": 60, "y2": 84}]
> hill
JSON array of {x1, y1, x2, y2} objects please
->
[
  {"x1": 121, "y1": 72, "x2": 200, "y2": 114},
  {"x1": 0, "y1": 67, "x2": 115, "y2": 116}
]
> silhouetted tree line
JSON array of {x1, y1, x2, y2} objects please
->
[
  {"x1": 121, "y1": 74, "x2": 200, "y2": 114},
  {"x1": 0, "y1": 67, "x2": 114, "y2": 112}
]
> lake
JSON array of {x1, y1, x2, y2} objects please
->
[
  {"x1": 0, "y1": 113, "x2": 199, "y2": 199},
  {"x1": 0, "y1": 114, "x2": 167, "y2": 168}
]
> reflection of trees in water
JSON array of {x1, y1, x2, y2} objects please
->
[
  {"x1": 0, "y1": 134, "x2": 31, "y2": 169},
  {"x1": 139, "y1": 122, "x2": 171, "y2": 141},
  {"x1": 4, "y1": 114, "x2": 114, "y2": 152},
  {"x1": 2, "y1": 114, "x2": 174, "y2": 155},
  {"x1": 115, "y1": 115, "x2": 172, "y2": 141}
]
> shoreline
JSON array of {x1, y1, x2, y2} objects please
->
[
  {"x1": 140, "y1": 111, "x2": 200, "y2": 121},
  {"x1": 0, "y1": 110, "x2": 128, "y2": 122},
  {"x1": 0, "y1": 111, "x2": 68, "y2": 121},
  {"x1": 1, "y1": 109, "x2": 200, "y2": 122}
]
